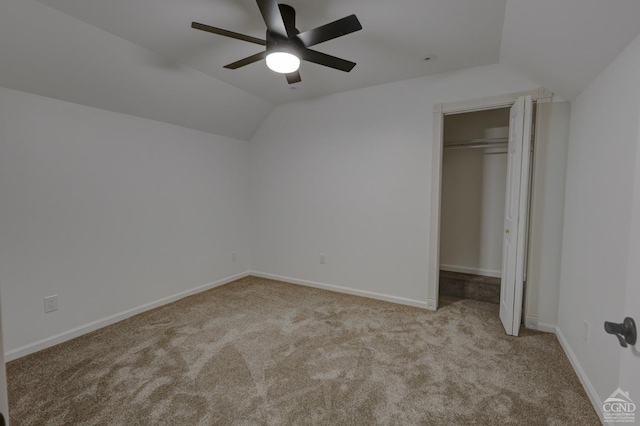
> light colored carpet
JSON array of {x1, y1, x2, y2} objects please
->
[{"x1": 7, "y1": 276, "x2": 600, "y2": 425}]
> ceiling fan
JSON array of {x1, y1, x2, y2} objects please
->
[{"x1": 191, "y1": 0, "x2": 362, "y2": 84}]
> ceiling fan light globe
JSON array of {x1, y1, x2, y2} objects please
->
[{"x1": 266, "y1": 52, "x2": 300, "y2": 74}]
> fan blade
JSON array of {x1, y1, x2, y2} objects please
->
[
  {"x1": 191, "y1": 22, "x2": 266, "y2": 46},
  {"x1": 256, "y1": 0, "x2": 288, "y2": 37},
  {"x1": 224, "y1": 51, "x2": 267, "y2": 69},
  {"x1": 278, "y1": 4, "x2": 298, "y2": 38},
  {"x1": 300, "y1": 49, "x2": 356, "y2": 72},
  {"x1": 285, "y1": 71, "x2": 301, "y2": 84},
  {"x1": 297, "y1": 15, "x2": 362, "y2": 47}
]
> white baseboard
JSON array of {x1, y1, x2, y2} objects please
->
[
  {"x1": 249, "y1": 271, "x2": 430, "y2": 310},
  {"x1": 5, "y1": 271, "x2": 251, "y2": 362},
  {"x1": 554, "y1": 326, "x2": 605, "y2": 424},
  {"x1": 535, "y1": 322, "x2": 558, "y2": 334},
  {"x1": 439, "y1": 264, "x2": 501, "y2": 278},
  {"x1": 524, "y1": 317, "x2": 558, "y2": 334}
]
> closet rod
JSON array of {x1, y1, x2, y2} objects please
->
[
  {"x1": 444, "y1": 144, "x2": 533, "y2": 153},
  {"x1": 444, "y1": 143, "x2": 507, "y2": 150},
  {"x1": 443, "y1": 137, "x2": 509, "y2": 150}
]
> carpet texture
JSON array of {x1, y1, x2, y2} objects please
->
[{"x1": 7, "y1": 276, "x2": 600, "y2": 425}]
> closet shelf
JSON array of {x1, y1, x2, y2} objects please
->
[{"x1": 443, "y1": 137, "x2": 509, "y2": 150}]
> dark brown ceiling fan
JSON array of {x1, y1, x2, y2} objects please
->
[{"x1": 191, "y1": 0, "x2": 362, "y2": 84}]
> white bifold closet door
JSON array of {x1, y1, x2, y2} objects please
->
[{"x1": 500, "y1": 95, "x2": 533, "y2": 337}]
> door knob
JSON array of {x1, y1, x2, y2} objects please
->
[
  {"x1": 505, "y1": 229, "x2": 510, "y2": 234},
  {"x1": 604, "y1": 317, "x2": 637, "y2": 347}
]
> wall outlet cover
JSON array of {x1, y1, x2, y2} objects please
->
[{"x1": 44, "y1": 295, "x2": 58, "y2": 313}]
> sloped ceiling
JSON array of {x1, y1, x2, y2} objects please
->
[
  {"x1": 0, "y1": 0, "x2": 272, "y2": 141},
  {"x1": 1, "y1": 0, "x2": 640, "y2": 139},
  {"x1": 500, "y1": 0, "x2": 640, "y2": 101}
]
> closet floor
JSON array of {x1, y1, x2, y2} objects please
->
[{"x1": 439, "y1": 270, "x2": 500, "y2": 304}]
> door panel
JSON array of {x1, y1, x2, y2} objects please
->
[
  {"x1": 618, "y1": 116, "x2": 640, "y2": 410},
  {"x1": 619, "y1": 275, "x2": 639, "y2": 418},
  {"x1": 500, "y1": 239, "x2": 512, "y2": 310},
  {"x1": 500, "y1": 96, "x2": 533, "y2": 336}
]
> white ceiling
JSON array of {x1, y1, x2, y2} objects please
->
[
  {"x1": 32, "y1": 0, "x2": 507, "y2": 104},
  {"x1": 2, "y1": 0, "x2": 640, "y2": 140},
  {"x1": 0, "y1": 0, "x2": 273, "y2": 141},
  {"x1": 500, "y1": 0, "x2": 640, "y2": 100}
]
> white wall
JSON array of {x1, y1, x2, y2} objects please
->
[
  {"x1": 440, "y1": 109, "x2": 510, "y2": 277},
  {"x1": 249, "y1": 64, "x2": 539, "y2": 305},
  {"x1": 558, "y1": 32, "x2": 640, "y2": 412},
  {"x1": 0, "y1": 88, "x2": 251, "y2": 358},
  {"x1": 0, "y1": 60, "x2": 572, "y2": 364}
]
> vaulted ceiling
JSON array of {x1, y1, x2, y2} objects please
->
[
  {"x1": 1, "y1": 0, "x2": 639, "y2": 140},
  {"x1": 33, "y1": 0, "x2": 508, "y2": 105},
  {"x1": 500, "y1": 0, "x2": 640, "y2": 101}
]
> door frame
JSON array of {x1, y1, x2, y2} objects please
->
[{"x1": 428, "y1": 88, "x2": 553, "y2": 331}]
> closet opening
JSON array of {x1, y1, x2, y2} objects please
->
[{"x1": 437, "y1": 103, "x2": 537, "y2": 326}]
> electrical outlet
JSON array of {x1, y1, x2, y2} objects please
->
[
  {"x1": 232, "y1": 252, "x2": 237, "y2": 262},
  {"x1": 583, "y1": 320, "x2": 589, "y2": 342},
  {"x1": 44, "y1": 295, "x2": 58, "y2": 313},
  {"x1": 320, "y1": 254, "x2": 326, "y2": 265}
]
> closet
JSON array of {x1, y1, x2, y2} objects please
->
[{"x1": 438, "y1": 107, "x2": 513, "y2": 305}]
